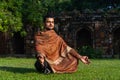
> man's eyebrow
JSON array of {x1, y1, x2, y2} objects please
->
[{"x1": 46, "y1": 21, "x2": 54, "y2": 22}]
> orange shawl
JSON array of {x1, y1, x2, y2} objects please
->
[{"x1": 35, "y1": 30, "x2": 78, "y2": 73}]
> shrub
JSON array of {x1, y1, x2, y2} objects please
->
[{"x1": 77, "y1": 46, "x2": 104, "y2": 59}]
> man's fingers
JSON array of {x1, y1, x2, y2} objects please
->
[{"x1": 84, "y1": 56, "x2": 90, "y2": 64}]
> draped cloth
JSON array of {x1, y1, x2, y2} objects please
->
[{"x1": 35, "y1": 30, "x2": 79, "y2": 73}]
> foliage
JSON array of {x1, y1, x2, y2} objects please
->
[
  {"x1": 22, "y1": 0, "x2": 73, "y2": 31},
  {"x1": 0, "y1": 0, "x2": 23, "y2": 33},
  {"x1": 22, "y1": 0, "x2": 46, "y2": 28},
  {"x1": 77, "y1": 46, "x2": 103, "y2": 58},
  {"x1": 0, "y1": 0, "x2": 62, "y2": 35},
  {"x1": 0, "y1": 58, "x2": 120, "y2": 80}
]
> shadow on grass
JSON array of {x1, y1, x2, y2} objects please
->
[{"x1": 0, "y1": 66, "x2": 36, "y2": 73}]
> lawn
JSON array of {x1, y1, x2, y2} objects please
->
[{"x1": 0, "y1": 57, "x2": 120, "y2": 80}]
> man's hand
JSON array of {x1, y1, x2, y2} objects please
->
[
  {"x1": 80, "y1": 56, "x2": 90, "y2": 64},
  {"x1": 38, "y1": 57, "x2": 44, "y2": 66},
  {"x1": 37, "y1": 54, "x2": 45, "y2": 66}
]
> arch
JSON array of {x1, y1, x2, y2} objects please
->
[{"x1": 75, "y1": 27, "x2": 93, "y2": 48}]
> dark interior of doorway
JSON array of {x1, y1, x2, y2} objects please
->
[
  {"x1": 13, "y1": 32, "x2": 24, "y2": 54},
  {"x1": 113, "y1": 27, "x2": 120, "y2": 55},
  {"x1": 76, "y1": 28, "x2": 92, "y2": 48}
]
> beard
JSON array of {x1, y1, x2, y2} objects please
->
[
  {"x1": 45, "y1": 24, "x2": 54, "y2": 30},
  {"x1": 45, "y1": 27, "x2": 54, "y2": 30}
]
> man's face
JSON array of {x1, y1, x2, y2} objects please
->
[{"x1": 44, "y1": 18, "x2": 54, "y2": 30}]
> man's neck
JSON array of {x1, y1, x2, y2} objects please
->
[{"x1": 44, "y1": 28, "x2": 54, "y2": 31}]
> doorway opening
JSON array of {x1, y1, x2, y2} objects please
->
[
  {"x1": 12, "y1": 32, "x2": 24, "y2": 54},
  {"x1": 76, "y1": 28, "x2": 92, "y2": 48}
]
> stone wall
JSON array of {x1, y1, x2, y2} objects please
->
[{"x1": 57, "y1": 12, "x2": 120, "y2": 57}]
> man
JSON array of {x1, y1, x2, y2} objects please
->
[{"x1": 34, "y1": 13, "x2": 90, "y2": 74}]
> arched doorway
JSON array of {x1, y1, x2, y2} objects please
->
[
  {"x1": 76, "y1": 28, "x2": 92, "y2": 48},
  {"x1": 12, "y1": 32, "x2": 24, "y2": 54},
  {"x1": 113, "y1": 27, "x2": 120, "y2": 58}
]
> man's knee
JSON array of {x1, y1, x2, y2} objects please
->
[
  {"x1": 34, "y1": 60, "x2": 53, "y2": 74},
  {"x1": 34, "y1": 60, "x2": 44, "y2": 73}
]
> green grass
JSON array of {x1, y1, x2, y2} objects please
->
[{"x1": 0, "y1": 58, "x2": 120, "y2": 80}]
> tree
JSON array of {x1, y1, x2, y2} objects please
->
[
  {"x1": 22, "y1": 0, "x2": 61, "y2": 31},
  {"x1": 0, "y1": 0, "x2": 23, "y2": 34},
  {"x1": 22, "y1": 0, "x2": 46, "y2": 28}
]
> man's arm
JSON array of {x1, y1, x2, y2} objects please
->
[{"x1": 69, "y1": 48, "x2": 90, "y2": 64}]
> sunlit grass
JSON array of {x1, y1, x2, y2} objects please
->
[{"x1": 0, "y1": 57, "x2": 120, "y2": 80}]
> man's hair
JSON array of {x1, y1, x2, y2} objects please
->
[{"x1": 43, "y1": 13, "x2": 55, "y2": 22}]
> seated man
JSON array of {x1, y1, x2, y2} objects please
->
[{"x1": 34, "y1": 13, "x2": 90, "y2": 74}]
